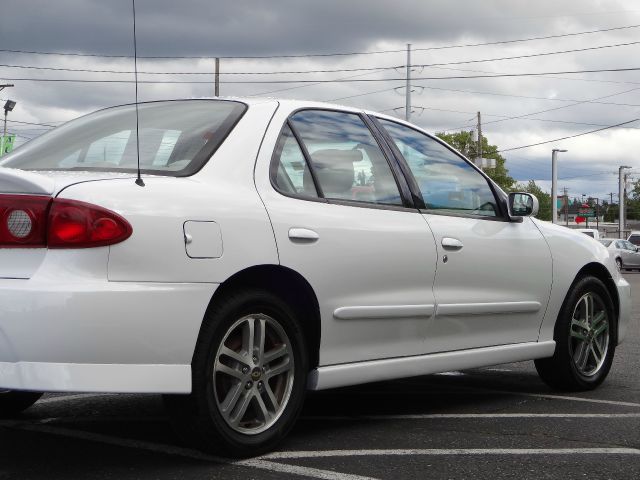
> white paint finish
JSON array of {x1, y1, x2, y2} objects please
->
[
  {"x1": 308, "y1": 341, "x2": 556, "y2": 390},
  {"x1": 288, "y1": 227, "x2": 320, "y2": 241},
  {"x1": 0, "y1": 167, "x2": 54, "y2": 194},
  {"x1": 333, "y1": 304, "x2": 435, "y2": 320},
  {"x1": 0, "y1": 249, "x2": 46, "y2": 279},
  {"x1": 0, "y1": 362, "x2": 190, "y2": 393},
  {"x1": 261, "y1": 448, "x2": 640, "y2": 459},
  {"x1": 183, "y1": 221, "x2": 223, "y2": 259},
  {"x1": 0, "y1": 277, "x2": 214, "y2": 367},
  {"x1": 255, "y1": 104, "x2": 439, "y2": 365},
  {"x1": 424, "y1": 215, "x2": 553, "y2": 352},
  {"x1": 531, "y1": 219, "x2": 630, "y2": 344},
  {"x1": 435, "y1": 301, "x2": 541, "y2": 316}
]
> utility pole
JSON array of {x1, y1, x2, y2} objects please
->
[
  {"x1": 563, "y1": 187, "x2": 569, "y2": 226},
  {"x1": 214, "y1": 58, "x2": 220, "y2": 97},
  {"x1": 476, "y1": 111, "x2": 482, "y2": 168},
  {"x1": 551, "y1": 149, "x2": 567, "y2": 224},
  {"x1": 405, "y1": 44, "x2": 411, "y2": 122},
  {"x1": 619, "y1": 166, "x2": 631, "y2": 238}
]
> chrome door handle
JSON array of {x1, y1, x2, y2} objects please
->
[
  {"x1": 441, "y1": 237, "x2": 464, "y2": 250},
  {"x1": 288, "y1": 228, "x2": 319, "y2": 242}
]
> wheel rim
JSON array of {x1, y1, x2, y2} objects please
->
[
  {"x1": 213, "y1": 314, "x2": 294, "y2": 435},
  {"x1": 569, "y1": 292, "x2": 610, "y2": 377},
  {"x1": 616, "y1": 259, "x2": 622, "y2": 270}
]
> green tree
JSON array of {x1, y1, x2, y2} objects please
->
[
  {"x1": 436, "y1": 130, "x2": 516, "y2": 191},
  {"x1": 515, "y1": 180, "x2": 552, "y2": 221}
]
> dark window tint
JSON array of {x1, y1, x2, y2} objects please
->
[
  {"x1": 628, "y1": 235, "x2": 640, "y2": 246},
  {"x1": 378, "y1": 118, "x2": 499, "y2": 217},
  {"x1": 1, "y1": 100, "x2": 246, "y2": 177},
  {"x1": 289, "y1": 110, "x2": 402, "y2": 206},
  {"x1": 272, "y1": 125, "x2": 318, "y2": 197}
]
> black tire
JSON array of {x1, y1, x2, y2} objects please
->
[
  {"x1": 615, "y1": 258, "x2": 622, "y2": 271},
  {"x1": 164, "y1": 289, "x2": 308, "y2": 457},
  {"x1": 0, "y1": 391, "x2": 43, "y2": 417},
  {"x1": 535, "y1": 275, "x2": 616, "y2": 391}
]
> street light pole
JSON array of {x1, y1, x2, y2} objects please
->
[
  {"x1": 551, "y1": 149, "x2": 567, "y2": 224},
  {"x1": 619, "y1": 166, "x2": 632, "y2": 238}
]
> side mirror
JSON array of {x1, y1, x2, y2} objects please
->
[{"x1": 508, "y1": 192, "x2": 539, "y2": 218}]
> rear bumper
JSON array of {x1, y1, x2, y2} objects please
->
[
  {"x1": 616, "y1": 276, "x2": 632, "y2": 345},
  {"x1": 0, "y1": 278, "x2": 216, "y2": 392}
]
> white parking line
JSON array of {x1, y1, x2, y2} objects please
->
[
  {"x1": 301, "y1": 413, "x2": 640, "y2": 421},
  {"x1": 492, "y1": 391, "x2": 640, "y2": 408},
  {"x1": 36, "y1": 393, "x2": 116, "y2": 405},
  {"x1": 3, "y1": 422, "x2": 378, "y2": 480},
  {"x1": 261, "y1": 448, "x2": 640, "y2": 460}
]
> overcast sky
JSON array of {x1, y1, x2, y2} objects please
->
[{"x1": 1, "y1": 0, "x2": 640, "y2": 201}]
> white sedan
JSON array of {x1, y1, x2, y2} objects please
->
[{"x1": 0, "y1": 98, "x2": 631, "y2": 456}]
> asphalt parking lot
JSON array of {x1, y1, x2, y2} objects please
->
[{"x1": 2, "y1": 275, "x2": 639, "y2": 480}]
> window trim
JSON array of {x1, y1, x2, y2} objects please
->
[
  {"x1": 268, "y1": 121, "x2": 328, "y2": 204},
  {"x1": 373, "y1": 116, "x2": 510, "y2": 222},
  {"x1": 269, "y1": 107, "x2": 418, "y2": 211}
]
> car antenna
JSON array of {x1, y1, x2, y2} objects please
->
[{"x1": 132, "y1": 0, "x2": 144, "y2": 187}]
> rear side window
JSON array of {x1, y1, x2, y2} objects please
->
[
  {"x1": 272, "y1": 110, "x2": 402, "y2": 206},
  {"x1": 378, "y1": 118, "x2": 499, "y2": 218},
  {"x1": 628, "y1": 235, "x2": 640, "y2": 246},
  {"x1": 1, "y1": 100, "x2": 247, "y2": 177},
  {"x1": 272, "y1": 125, "x2": 318, "y2": 197}
]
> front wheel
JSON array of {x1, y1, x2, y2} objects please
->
[
  {"x1": 535, "y1": 276, "x2": 616, "y2": 391},
  {"x1": 0, "y1": 391, "x2": 43, "y2": 417},
  {"x1": 615, "y1": 258, "x2": 622, "y2": 271},
  {"x1": 164, "y1": 289, "x2": 308, "y2": 457}
]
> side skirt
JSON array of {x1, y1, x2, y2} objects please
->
[{"x1": 307, "y1": 341, "x2": 556, "y2": 391}]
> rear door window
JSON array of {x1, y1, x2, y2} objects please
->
[{"x1": 282, "y1": 110, "x2": 403, "y2": 206}]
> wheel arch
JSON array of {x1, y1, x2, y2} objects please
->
[
  {"x1": 573, "y1": 262, "x2": 620, "y2": 332},
  {"x1": 198, "y1": 264, "x2": 321, "y2": 370}
]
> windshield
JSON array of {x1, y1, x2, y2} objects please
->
[{"x1": 1, "y1": 100, "x2": 246, "y2": 177}]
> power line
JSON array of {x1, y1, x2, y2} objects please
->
[
  {"x1": 498, "y1": 119, "x2": 640, "y2": 152},
  {"x1": 426, "y1": 65, "x2": 640, "y2": 86},
  {"x1": 3, "y1": 67, "x2": 640, "y2": 84},
  {"x1": 442, "y1": 86, "x2": 640, "y2": 131},
  {"x1": 2, "y1": 23, "x2": 638, "y2": 60},
  {"x1": 414, "y1": 40, "x2": 640, "y2": 68},
  {"x1": 7, "y1": 119, "x2": 56, "y2": 127},
  {"x1": 413, "y1": 84, "x2": 640, "y2": 107},
  {"x1": 2, "y1": 39, "x2": 639, "y2": 77},
  {"x1": 402, "y1": 105, "x2": 640, "y2": 129},
  {"x1": 0, "y1": 62, "x2": 401, "y2": 76},
  {"x1": 412, "y1": 24, "x2": 640, "y2": 51}
]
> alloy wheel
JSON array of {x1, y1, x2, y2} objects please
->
[
  {"x1": 213, "y1": 314, "x2": 294, "y2": 435},
  {"x1": 569, "y1": 292, "x2": 610, "y2": 377}
]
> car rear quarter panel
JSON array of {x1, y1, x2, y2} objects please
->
[{"x1": 57, "y1": 100, "x2": 280, "y2": 284}]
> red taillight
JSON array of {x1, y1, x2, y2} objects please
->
[
  {"x1": 0, "y1": 195, "x2": 132, "y2": 249},
  {"x1": 0, "y1": 195, "x2": 50, "y2": 247},
  {"x1": 48, "y1": 199, "x2": 132, "y2": 248}
]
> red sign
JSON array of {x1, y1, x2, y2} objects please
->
[{"x1": 575, "y1": 216, "x2": 586, "y2": 224}]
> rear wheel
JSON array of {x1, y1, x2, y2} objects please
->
[
  {"x1": 535, "y1": 276, "x2": 616, "y2": 391},
  {"x1": 0, "y1": 391, "x2": 43, "y2": 417},
  {"x1": 164, "y1": 289, "x2": 308, "y2": 457}
]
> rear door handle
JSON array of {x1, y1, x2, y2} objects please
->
[
  {"x1": 288, "y1": 228, "x2": 319, "y2": 242},
  {"x1": 441, "y1": 237, "x2": 464, "y2": 250}
]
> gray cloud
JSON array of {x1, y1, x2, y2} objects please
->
[{"x1": 1, "y1": 0, "x2": 639, "y2": 199}]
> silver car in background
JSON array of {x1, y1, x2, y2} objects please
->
[{"x1": 600, "y1": 238, "x2": 640, "y2": 271}]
